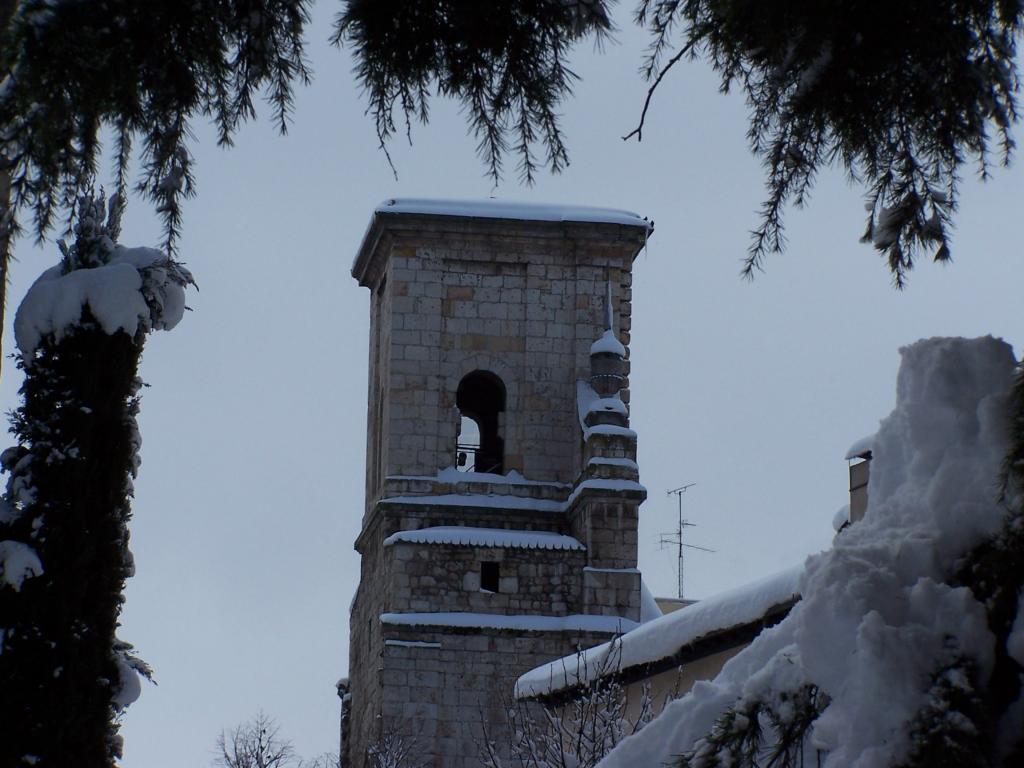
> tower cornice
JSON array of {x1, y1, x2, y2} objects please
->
[{"x1": 352, "y1": 198, "x2": 652, "y2": 288}]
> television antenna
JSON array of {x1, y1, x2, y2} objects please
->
[{"x1": 659, "y1": 483, "x2": 715, "y2": 600}]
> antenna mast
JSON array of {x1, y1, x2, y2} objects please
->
[{"x1": 660, "y1": 483, "x2": 715, "y2": 600}]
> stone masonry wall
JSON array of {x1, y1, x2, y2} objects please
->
[
  {"x1": 569, "y1": 497, "x2": 641, "y2": 570},
  {"x1": 346, "y1": 512, "x2": 388, "y2": 767},
  {"x1": 375, "y1": 625, "x2": 620, "y2": 768},
  {"x1": 384, "y1": 542, "x2": 586, "y2": 615},
  {"x1": 347, "y1": 212, "x2": 650, "y2": 767},
  {"x1": 357, "y1": 218, "x2": 640, "y2": 498}
]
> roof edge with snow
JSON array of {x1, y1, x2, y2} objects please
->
[
  {"x1": 514, "y1": 565, "x2": 803, "y2": 702},
  {"x1": 352, "y1": 198, "x2": 652, "y2": 286},
  {"x1": 383, "y1": 526, "x2": 585, "y2": 551},
  {"x1": 382, "y1": 611, "x2": 639, "y2": 634}
]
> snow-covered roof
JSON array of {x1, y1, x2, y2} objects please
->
[
  {"x1": 514, "y1": 565, "x2": 802, "y2": 700},
  {"x1": 591, "y1": 328, "x2": 626, "y2": 357},
  {"x1": 383, "y1": 526, "x2": 585, "y2": 551},
  {"x1": 381, "y1": 612, "x2": 638, "y2": 634},
  {"x1": 375, "y1": 198, "x2": 652, "y2": 230}
]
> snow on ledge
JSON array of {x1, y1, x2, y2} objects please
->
[
  {"x1": 515, "y1": 565, "x2": 802, "y2": 699},
  {"x1": 376, "y1": 198, "x2": 652, "y2": 231},
  {"x1": 587, "y1": 457, "x2": 638, "y2": 470},
  {"x1": 564, "y1": 478, "x2": 646, "y2": 509},
  {"x1": 382, "y1": 478, "x2": 645, "y2": 514},
  {"x1": 381, "y1": 612, "x2": 639, "y2": 634},
  {"x1": 386, "y1": 466, "x2": 571, "y2": 488},
  {"x1": 384, "y1": 639, "x2": 442, "y2": 649},
  {"x1": 577, "y1": 381, "x2": 636, "y2": 440},
  {"x1": 381, "y1": 493, "x2": 564, "y2": 513},
  {"x1": 585, "y1": 394, "x2": 628, "y2": 419},
  {"x1": 591, "y1": 328, "x2": 626, "y2": 357},
  {"x1": 844, "y1": 433, "x2": 875, "y2": 460},
  {"x1": 584, "y1": 566, "x2": 640, "y2": 574},
  {"x1": 383, "y1": 526, "x2": 584, "y2": 551}
]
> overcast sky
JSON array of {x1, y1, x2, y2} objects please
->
[{"x1": 2, "y1": 4, "x2": 1022, "y2": 766}]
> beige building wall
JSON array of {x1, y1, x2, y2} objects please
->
[{"x1": 622, "y1": 645, "x2": 748, "y2": 723}]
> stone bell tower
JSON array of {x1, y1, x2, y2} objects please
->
[{"x1": 345, "y1": 199, "x2": 652, "y2": 767}]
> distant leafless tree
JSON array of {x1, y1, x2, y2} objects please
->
[
  {"x1": 215, "y1": 711, "x2": 338, "y2": 768},
  {"x1": 480, "y1": 637, "x2": 671, "y2": 768},
  {"x1": 367, "y1": 722, "x2": 426, "y2": 768}
]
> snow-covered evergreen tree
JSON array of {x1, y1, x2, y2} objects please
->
[
  {"x1": 0, "y1": 194, "x2": 192, "y2": 767},
  {"x1": 596, "y1": 337, "x2": 1024, "y2": 768}
]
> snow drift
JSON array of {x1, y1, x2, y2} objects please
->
[{"x1": 597, "y1": 335, "x2": 1019, "y2": 768}]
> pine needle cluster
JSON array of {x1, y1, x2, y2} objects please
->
[
  {"x1": 897, "y1": 656, "x2": 990, "y2": 768},
  {"x1": 0, "y1": 0, "x2": 312, "y2": 254},
  {"x1": 334, "y1": 0, "x2": 614, "y2": 184},
  {"x1": 674, "y1": 684, "x2": 825, "y2": 768},
  {"x1": 632, "y1": 0, "x2": 1023, "y2": 285}
]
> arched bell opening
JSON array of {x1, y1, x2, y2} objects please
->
[{"x1": 456, "y1": 370, "x2": 506, "y2": 474}]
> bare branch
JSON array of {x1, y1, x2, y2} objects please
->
[{"x1": 623, "y1": 41, "x2": 694, "y2": 142}]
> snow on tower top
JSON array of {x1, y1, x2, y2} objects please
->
[
  {"x1": 374, "y1": 197, "x2": 652, "y2": 229},
  {"x1": 844, "y1": 433, "x2": 875, "y2": 460},
  {"x1": 352, "y1": 197, "x2": 652, "y2": 287},
  {"x1": 591, "y1": 329, "x2": 626, "y2": 357}
]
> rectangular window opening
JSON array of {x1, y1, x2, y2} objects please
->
[{"x1": 480, "y1": 561, "x2": 500, "y2": 593}]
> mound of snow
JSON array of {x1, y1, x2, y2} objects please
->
[
  {"x1": 14, "y1": 246, "x2": 192, "y2": 353},
  {"x1": 598, "y1": 336, "x2": 1017, "y2": 768},
  {"x1": 591, "y1": 328, "x2": 626, "y2": 357},
  {"x1": 0, "y1": 540, "x2": 43, "y2": 592}
]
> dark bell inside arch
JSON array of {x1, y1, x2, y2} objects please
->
[{"x1": 456, "y1": 370, "x2": 506, "y2": 474}]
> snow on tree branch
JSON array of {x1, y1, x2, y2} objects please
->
[
  {"x1": 14, "y1": 194, "x2": 194, "y2": 353},
  {"x1": 597, "y1": 336, "x2": 1024, "y2": 768}
]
